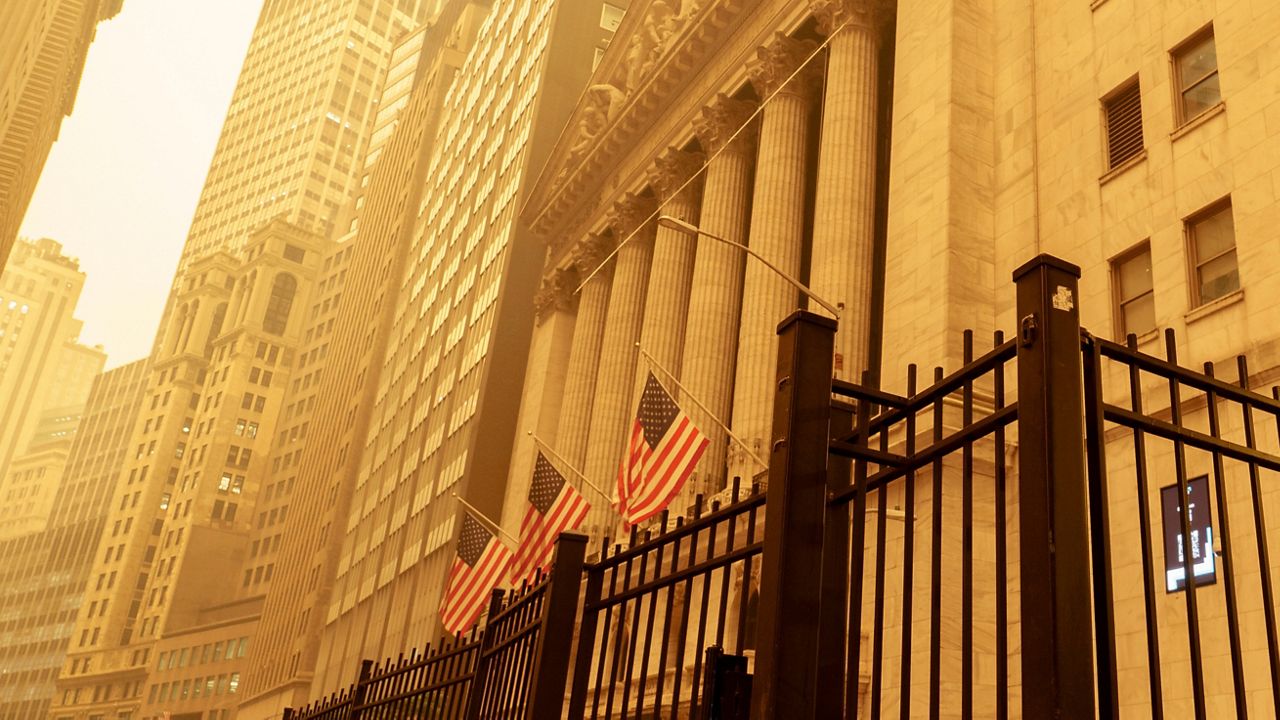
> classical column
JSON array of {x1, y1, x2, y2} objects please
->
[
  {"x1": 554, "y1": 237, "x2": 614, "y2": 472},
  {"x1": 729, "y1": 34, "x2": 820, "y2": 484},
  {"x1": 679, "y1": 94, "x2": 757, "y2": 501},
  {"x1": 583, "y1": 194, "x2": 656, "y2": 538},
  {"x1": 809, "y1": 0, "x2": 890, "y2": 381},
  {"x1": 499, "y1": 269, "x2": 579, "y2": 534},
  {"x1": 638, "y1": 147, "x2": 704, "y2": 379}
]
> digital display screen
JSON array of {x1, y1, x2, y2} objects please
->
[{"x1": 1161, "y1": 475, "x2": 1216, "y2": 593}]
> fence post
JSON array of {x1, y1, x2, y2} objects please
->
[
  {"x1": 1012, "y1": 254, "x2": 1096, "y2": 720},
  {"x1": 749, "y1": 310, "x2": 836, "y2": 719},
  {"x1": 281, "y1": 708, "x2": 294, "y2": 720},
  {"x1": 463, "y1": 589, "x2": 505, "y2": 720},
  {"x1": 525, "y1": 532, "x2": 588, "y2": 718},
  {"x1": 348, "y1": 659, "x2": 373, "y2": 720}
]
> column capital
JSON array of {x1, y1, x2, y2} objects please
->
[
  {"x1": 647, "y1": 147, "x2": 705, "y2": 201},
  {"x1": 810, "y1": 0, "x2": 893, "y2": 35},
  {"x1": 748, "y1": 33, "x2": 822, "y2": 99},
  {"x1": 693, "y1": 93, "x2": 758, "y2": 155},
  {"x1": 534, "y1": 267, "x2": 580, "y2": 323},
  {"x1": 606, "y1": 192, "x2": 659, "y2": 238},
  {"x1": 571, "y1": 234, "x2": 616, "y2": 276}
]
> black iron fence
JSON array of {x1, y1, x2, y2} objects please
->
[{"x1": 286, "y1": 254, "x2": 1280, "y2": 719}]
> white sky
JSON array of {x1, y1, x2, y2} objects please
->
[{"x1": 18, "y1": 0, "x2": 263, "y2": 369}]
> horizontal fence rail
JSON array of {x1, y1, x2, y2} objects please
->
[
  {"x1": 827, "y1": 329, "x2": 1015, "y2": 719},
  {"x1": 568, "y1": 478, "x2": 764, "y2": 720},
  {"x1": 1086, "y1": 328, "x2": 1280, "y2": 720}
]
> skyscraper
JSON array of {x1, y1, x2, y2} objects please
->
[
  {"x1": 302, "y1": 0, "x2": 626, "y2": 695},
  {"x1": 0, "y1": 238, "x2": 106, "y2": 485},
  {"x1": 0, "y1": 359, "x2": 149, "y2": 720},
  {"x1": 0, "y1": 0, "x2": 124, "y2": 269},
  {"x1": 237, "y1": 8, "x2": 483, "y2": 716},
  {"x1": 48, "y1": 2, "x2": 438, "y2": 720}
]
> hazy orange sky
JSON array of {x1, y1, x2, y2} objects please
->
[{"x1": 18, "y1": 0, "x2": 263, "y2": 368}]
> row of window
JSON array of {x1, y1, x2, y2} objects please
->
[
  {"x1": 146, "y1": 672, "x2": 240, "y2": 704},
  {"x1": 1103, "y1": 25, "x2": 1220, "y2": 171},
  {"x1": 156, "y1": 637, "x2": 247, "y2": 671},
  {"x1": 1111, "y1": 198, "x2": 1239, "y2": 338}
]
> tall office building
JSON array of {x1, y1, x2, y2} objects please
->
[
  {"x1": 48, "y1": 2, "x2": 439, "y2": 720},
  {"x1": 0, "y1": 0, "x2": 124, "y2": 269},
  {"x1": 156, "y1": 0, "x2": 438, "y2": 352},
  {"x1": 0, "y1": 359, "x2": 149, "y2": 720},
  {"x1": 0, "y1": 238, "x2": 106, "y2": 485},
  {"x1": 294, "y1": 0, "x2": 625, "y2": 696},
  {"x1": 237, "y1": 7, "x2": 487, "y2": 717}
]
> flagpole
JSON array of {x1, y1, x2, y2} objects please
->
[
  {"x1": 526, "y1": 432, "x2": 615, "y2": 502},
  {"x1": 635, "y1": 344, "x2": 770, "y2": 471},
  {"x1": 450, "y1": 492, "x2": 519, "y2": 545}
]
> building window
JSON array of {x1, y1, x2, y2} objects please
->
[
  {"x1": 1112, "y1": 243, "x2": 1156, "y2": 338},
  {"x1": 283, "y1": 244, "x2": 306, "y2": 263},
  {"x1": 1173, "y1": 27, "x2": 1220, "y2": 124},
  {"x1": 1187, "y1": 199, "x2": 1239, "y2": 306},
  {"x1": 1103, "y1": 78, "x2": 1144, "y2": 170},
  {"x1": 599, "y1": 2, "x2": 624, "y2": 31},
  {"x1": 262, "y1": 273, "x2": 297, "y2": 335}
]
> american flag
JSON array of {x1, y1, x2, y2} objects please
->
[
  {"x1": 509, "y1": 452, "x2": 590, "y2": 585},
  {"x1": 440, "y1": 511, "x2": 512, "y2": 635},
  {"x1": 617, "y1": 372, "x2": 710, "y2": 527}
]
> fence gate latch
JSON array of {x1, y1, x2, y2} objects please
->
[{"x1": 1019, "y1": 313, "x2": 1039, "y2": 347}]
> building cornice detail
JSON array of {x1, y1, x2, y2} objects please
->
[
  {"x1": 747, "y1": 33, "x2": 822, "y2": 98},
  {"x1": 647, "y1": 147, "x2": 706, "y2": 201},
  {"x1": 533, "y1": 267, "x2": 581, "y2": 322},
  {"x1": 692, "y1": 93, "x2": 759, "y2": 154},
  {"x1": 607, "y1": 192, "x2": 659, "y2": 237},
  {"x1": 523, "y1": 0, "x2": 753, "y2": 249},
  {"x1": 810, "y1": 0, "x2": 894, "y2": 35}
]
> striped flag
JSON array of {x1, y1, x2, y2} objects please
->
[
  {"x1": 509, "y1": 452, "x2": 590, "y2": 585},
  {"x1": 440, "y1": 511, "x2": 512, "y2": 635},
  {"x1": 617, "y1": 372, "x2": 710, "y2": 527}
]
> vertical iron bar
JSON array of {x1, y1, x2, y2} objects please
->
[
  {"x1": 619, "y1": 537, "x2": 650, "y2": 720},
  {"x1": 749, "y1": 311, "x2": 836, "y2": 719},
  {"x1": 654, "y1": 517, "x2": 680, "y2": 714},
  {"x1": 1164, "y1": 329, "x2": 1206, "y2": 720},
  {"x1": 349, "y1": 659, "x2": 373, "y2": 720},
  {"x1": 961, "y1": 330, "x2": 974, "y2": 720},
  {"x1": 1203, "y1": 363, "x2": 1248, "y2": 718},
  {"x1": 1082, "y1": 335, "x2": 1119, "y2": 719},
  {"x1": 1250, "y1": 365, "x2": 1280, "y2": 710},
  {"x1": 928, "y1": 364, "x2": 943, "y2": 720},
  {"x1": 870, "y1": 399, "x2": 888, "y2": 719},
  {"x1": 899, "y1": 364, "x2": 918, "y2": 720},
  {"x1": 993, "y1": 331, "x2": 1008, "y2": 720},
  {"x1": 567, "y1": 547, "x2": 603, "y2": 718},
  {"x1": 636, "y1": 532, "x2": 665, "y2": 715},
  {"x1": 817, "y1": 401, "x2": 852, "y2": 720},
  {"x1": 1126, "y1": 334, "x2": 1164, "y2": 718},
  {"x1": 1012, "y1": 254, "x2": 1096, "y2": 720},
  {"x1": 670, "y1": 519, "x2": 693, "y2": 719},
  {"x1": 689, "y1": 502, "x2": 717, "y2": 719},
  {"x1": 526, "y1": 533, "x2": 586, "y2": 719},
  {"x1": 845, "y1": 375, "x2": 873, "y2": 717}
]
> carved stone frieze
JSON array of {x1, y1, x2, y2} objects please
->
[
  {"x1": 747, "y1": 33, "x2": 822, "y2": 98},
  {"x1": 533, "y1": 267, "x2": 581, "y2": 322},
  {"x1": 606, "y1": 192, "x2": 659, "y2": 237},
  {"x1": 692, "y1": 94, "x2": 758, "y2": 154},
  {"x1": 810, "y1": 0, "x2": 894, "y2": 35},
  {"x1": 647, "y1": 147, "x2": 705, "y2": 201},
  {"x1": 571, "y1": 233, "x2": 617, "y2": 277}
]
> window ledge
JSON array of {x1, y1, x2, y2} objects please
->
[
  {"x1": 1099, "y1": 149, "x2": 1147, "y2": 186},
  {"x1": 1186, "y1": 288, "x2": 1244, "y2": 324},
  {"x1": 1090, "y1": 0, "x2": 1111, "y2": 9},
  {"x1": 1128, "y1": 328, "x2": 1161, "y2": 346},
  {"x1": 1171, "y1": 101, "x2": 1226, "y2": 142}
]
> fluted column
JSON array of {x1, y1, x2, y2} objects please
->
[
  {"x1": 555, "y1": 237, "x2": 614, "y2": 472},
  {"x1": 500, "y1": 269, "x2": 579, "y2": 534},
  {"x1": 583, "y1": 194, "x2": 656, "y2": 538},
  {"x1": 809, "y1": 0, "x2": 889, "y2": 380},
  {"x1": 638, "y1": 148, "x2": 704, "y2": 379},
  {"x1": 679, "y1": 94, "x2": 757, "y2": 501},
  {"x1": 729, "y1": 35, "x2": 820, "y2": 484}
]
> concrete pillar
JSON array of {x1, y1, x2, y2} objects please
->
[
  {"x1": 729, "y1": 34, "x2": 820, "y2": 485},
  {"x1": 583, "y1": 194, "x2": 656, "y2": 538},
  {"x1": 638, "y1": 147, "x2": 704, "y2": 380},
  {"x1": 499, "y1": 268, "x2": 579, "y2": 535},
  {"x1": 679, "y1": 94, "x2": 757, "y2": 501},
  {"x1": 808, "y1": 0, "x2": 889, "y2": 381},
  {"x1": 554, "y1": 236, "x2": 614, "y2": 472}
]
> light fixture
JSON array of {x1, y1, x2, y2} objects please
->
[{"x1": 656, "y1": 215, "x2": 841, "y2": 319}]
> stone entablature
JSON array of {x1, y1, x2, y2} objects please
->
[{"x1": 524, "y1": 0, "x2": 825, "y2": 276}]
